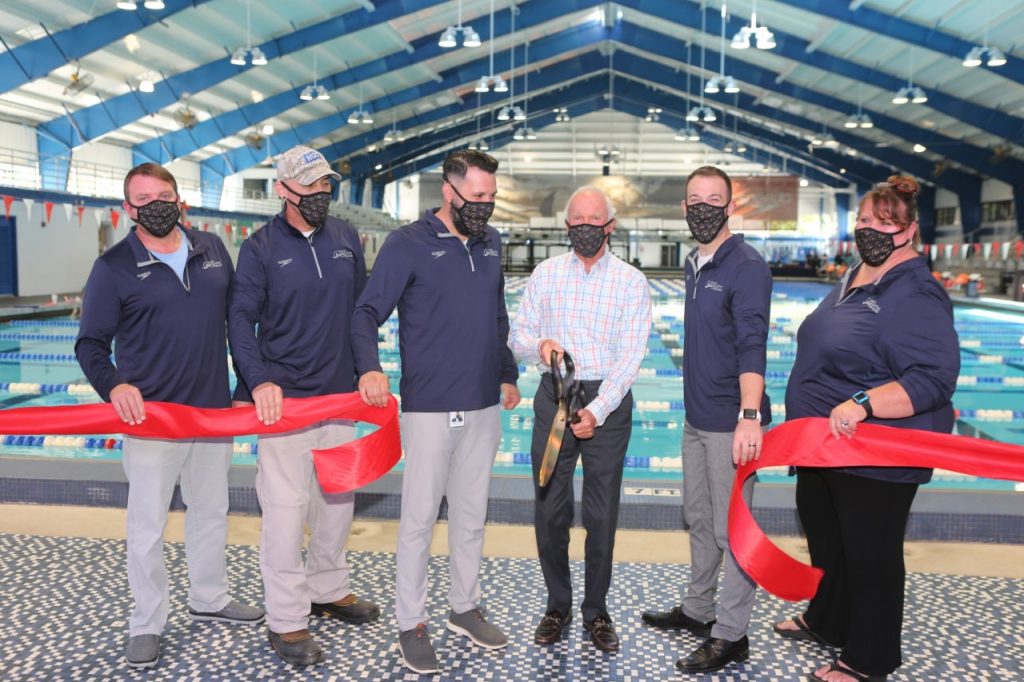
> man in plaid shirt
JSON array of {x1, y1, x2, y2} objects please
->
[{"x1": 510, "y1": 185, "x2": 652, "y2": 654}]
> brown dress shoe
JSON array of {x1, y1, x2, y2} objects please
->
[
  {"x1": 534, "y1": 610, "x2": 573, "y2": 644},
  {"x1": 584, "y1": 617, "x2": 619, "y2": 653},
  {"x1": 268, "y1": 629, "x2": 323, "y2": 666}
]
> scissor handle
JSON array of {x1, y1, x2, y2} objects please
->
[{"x1": 550, "y1": 349, "x2": 563, "y2": 397}]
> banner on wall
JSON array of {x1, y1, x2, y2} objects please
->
[
  {"x1": 43, "y1": 201, "x2": 54, "y2": 224},
  {"x1": 2, "y1": 195, "x2": 13, "y2": 219},
  {"x1": 22, "y1": 198, "x2": 34, "y2": 219}
]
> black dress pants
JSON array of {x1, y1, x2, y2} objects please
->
[
  {"x1": 531, "y1": 373, "x2": 632, "y2": 623},
  {"x1": 796, "y1": 467, "x2": 919, "y2": 677}
]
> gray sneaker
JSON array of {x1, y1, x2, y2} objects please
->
[
  {"x1": 447, "y1": 608, "x2": 508, "y2": 649},
  {"x1": 188, "y1": 599, "x2": 265, "y2": 624},
  {"x1": 399, "y1": 624, "x2": 440, "y2": 674},
  {"x1": 125, "y1": 634, "x2": 159, "y2": 669}
]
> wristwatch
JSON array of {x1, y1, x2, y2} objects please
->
[
  {"x1": 852, "y1": 390, "x2": 873, "y2": 419},
  {"x1": 738, "y1": 408, "x2": 761, "y2": 421}
]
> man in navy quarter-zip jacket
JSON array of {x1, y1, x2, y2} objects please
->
[
  {"x1": 641, "y1": 166, "x2": 772, "y2": 676},
  {"x1": 228, "y1": 145, "x2": 379, "y2": 667},
  {"x1": 351, "y1": 150, "x2": 520, "y2": 676},
  {"x1": 76, "y1": 163, "x2": 264, "y2": 672}
]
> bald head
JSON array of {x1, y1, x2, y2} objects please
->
[{"x1": 565, "y1": 186, "x2": 616, "y2": 226}]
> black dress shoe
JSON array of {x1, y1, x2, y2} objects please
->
[
  {"x1": 534, "y1": 610, "x2": 572, "y2": 644},
  {"x1": 641, "y1": 605, "x2": 715, "y2": 635},
  {"x1": 676, "y1": 636, "x2": 749, "y2": 673},
  {"x1": 583, "y1": 617, "x2": 620, "y2": 653},
  {"x1": 268, "y1": 629, "x2": 324, "y2": 666}
]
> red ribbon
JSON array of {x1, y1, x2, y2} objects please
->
[
  {"x1": 729, "y1": 418, "x2": 1024, "y2": 602},
  {"x1": 0, "y1": 393, "x2": 401, "y2": 494}
]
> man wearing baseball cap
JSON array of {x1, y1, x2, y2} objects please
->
[{"x1": 229, "y1": 145, "x2": 379, "y2": 666}]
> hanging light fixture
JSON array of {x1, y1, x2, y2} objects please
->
[
  {"x1": 893, "y1": 48, "x2": 927, "y2": 104},
  {"x1": 844, "y1": 86, "x2": 874, "y2": 128},
  {"x1": 438, "y1": 0, "x2": 481, "y2": 49},
  {"x1": 644, "y1": 107, "x2": 663, "y2": 122},
  {"x1": 706, "y1": 2, "x2": 740, "y2": 96},
  {"x1": 117, "y1": 1, "x2": 139, "y2": 9},
  {"x1": 690, "y1": 7, "x2": 720, "y2": 123},
  {"x1": 731, "y1": 0, "x2": 775, "y2": 50},
  {"x1": 144, "y1": 0, "x2": 166, "y2": 9},
  {"x1": 230, "y1": 1, "x2": 266, "y2": 67},
  {"x1": 554, "y1": 107, "x2": 571, "y2": 123},
  {"x1": 300, "y1": 50, "x2": 330, "y2": 101},
  {"x1": 963, "y1": 1, "x2": 1006, "y2": 67},
  {"x1": 475, "y1": 0, "x2": 508, "y2": 92},
  {"x1": 383, "y1": 108, "x2": 405, "y2": 144},
  {"x1": 347, "y1": 83, "x2": 373, "y2": 124}
]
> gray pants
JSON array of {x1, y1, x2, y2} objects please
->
[
  {"x1": 395, "y1": 405, "x2": 502, "y2": 631},
  {"x1": 256, "y1": 421, "x2": 355, "y2": 634},
  {"x1": 122, "y1": 436, "x2": 232, "y2": 636},
  {"x1": 681, "y1": 420, "x2": 757, "y2": 642}
]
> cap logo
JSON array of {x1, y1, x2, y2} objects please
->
[{"x1": 302, "y1": 151, "x2": 321, "y2": 164}]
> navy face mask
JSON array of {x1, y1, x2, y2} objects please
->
[{"x1": 447, "y1": 179, "x2": 494, "y2": 238}]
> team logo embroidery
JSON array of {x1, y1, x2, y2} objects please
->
[
  {"x1": 431, "y1": 250, "x2": 446, "y2": 259},
  {"x1": 201, "y1": 260, "x2": 223, "y2": 269},
  {"x1": 136, "y1": 272, "x2": 151, "y2": 281},
  {"x1": 277, "y1": 258, "x2": 293, "y2": 268},
  {"x1": 863, "y1": 297, "x2": 881, "y2": 314},
  {"x1": 333, "y1": 249, "x2": 353, "y2": 260},
  {"x1": 482, "y1": 248, "x2": 499, "y2": 257},
  {"x1": 704, "y1": 280, "x2": 723, "y2": 292}
]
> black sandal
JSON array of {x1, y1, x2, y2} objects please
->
[
  {"x1": 773, "y1": 615, "x2": 821, "y2": 643},
  {"x1": 806, "y1": 661, "x2": 886, "y2": 681}
]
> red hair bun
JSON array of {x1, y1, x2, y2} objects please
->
[{"x1": 886, "y1": 175, "x2": 919, "y2": 196}]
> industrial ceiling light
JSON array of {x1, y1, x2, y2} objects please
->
[
  {"x1": 348, "y1": 83, "x2": 373, "y2": 124},
  {"x1": 731, "y1": 0, "x2": 774, "y2": 50},
  {"x1": 474, "y1": 75, "x2": 491, "y2": 93},
  {"x1": 382, "y1": 109, "x2": 405, "y2": 144},
  {"x1": 438, "y1": 0, "x2": 481, "y2": 49},
  {"x1": 736, "y1": 142, "x2": 747, "y2": 152},
  {"x1": 117, "y1": 1, "x2": 138, "y2": 9},
  {"x1": 474, "y1": 0, "x2": 506, "y2": 92},
  {"x1": 300, "y1": 50, "x2": 330, "y2": 102},
  {"x1": 231, "y1": 1, "x2": 266, "y2": 67},
  {"x1": 261, "y1": 123, "x2": 274, "y2": 135},
  {"x1": 497, "y1": 106, "x2": 511, "y2": 121},
  {"x1": 513, "y1": 127, "x2": 525, "y2": 141},
  {"x1": 964, "y1": 2, "x2": 1007, "y2": 68},
  {"x1": 513, "y1": 106, "x2": 526, "y2": 121},
  {"x1": 893, "y1": 48, "x2": 926, "y2": 104},
  {"x1": 709, "y1": 2, "x2": 739, "y2": 95},
  {"x1": 913, "y1": 143, "x2": 927, "y2": 153},
  {"x1": 799, "y1": 177, "x2": 809, "y2": 187},
  {"x1": 644, "y1": 106, "x2": 662, "y2": 122},
  {"x1": 143, "y1": 0, "x2": 165, "y2": 9},
  {"x1": 554, "y1": 107, "x2": 571, "y2": 122}
]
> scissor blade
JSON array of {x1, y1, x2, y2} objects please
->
[{"x1": 538, "y1": 401, "x2": 568, "y2": 487}]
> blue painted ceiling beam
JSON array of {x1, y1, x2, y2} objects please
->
[
  {"x1": 201, "y1": 23, "x2": 612, "y2": 179},
  {"x1": 611, "y1": 49, "x2": 980, "y2": 194},
  {"x1": 382, "y1": 97, "x2": 607, "y2": 185},
  {"x1": 0, "y1": 0, "x2": 213, "y2": 94},
  {"x1": 37, "y1": 0, "x2": 448, "y2": 150},
  {"x1": 770, "y1": 0, "x2": 1024, "y2": 86},
  {"x1": 612, "y1": 21, "x2": 1021, "y2": 185},
  {"x1": 351, "y1": 74, "x2": 610, "y2": 178},
  {"x1": 133, "y1": 0, "x2": 601, "y2": 165},
  {"x1": 616, "y1": 2, "x2": 1024, "y2": 150},
  {"x1": 610, "y1": 79, "x2": 877, "y2": 187}
]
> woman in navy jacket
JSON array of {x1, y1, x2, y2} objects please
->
[{"x1": 776, "y1": 176, "x2": 959, "y2": 682}]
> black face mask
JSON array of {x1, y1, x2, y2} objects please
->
[
  {"x1": 566, "y1": 219, "x2": 612, "y2": 258},
  {"x1": 283, "y1": 184, "x2": 331, "y2": 229},
  {"x1": 685, "y1": 202, "x2": 729, "y2": 244},
  {"x1": 129, "y1": 199, "x2": 180, "y2": 238},
  {"x1": 447, "y1": 179, "x2": 494, "y2": 238},
  {"x1": 855, "y1": 227, "x2": 910, "y2": 267}
]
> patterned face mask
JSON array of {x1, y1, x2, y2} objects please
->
[
  {"x1": 566, "y1": 219, "x2": 612, "y2": 258},
  {"x1": 855, "y1": 226, "x2": 909, "y2": 267},
  {"x1": 447, "y1": 180, "x2": 494, "y2": 238},
  {"x1": 685, "y1": 202, "x2": 729, "y2": 244},
  {"x1": 129, "y1": 199, "x2": 180, "y2": 238},
  {"x1": 284, "y1": 184, "x2": 331, "y2": 229}
]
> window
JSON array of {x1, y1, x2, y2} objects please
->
[
  {"x1": 935, "y1": 207, "x2": 958, "y2": 226},
  {"x1": 982, "y1": 200, "x2": 1014, "y2": 223}
]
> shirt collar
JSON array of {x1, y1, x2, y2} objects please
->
[{"x1": 571, "y1": 247, "x2": 613, "y2": 274}]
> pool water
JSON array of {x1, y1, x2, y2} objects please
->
[{"x1": 2, "y1": 279, "x2": 1023, "y2": 493}]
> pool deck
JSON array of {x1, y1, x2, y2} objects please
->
[{"x1": 2, "y1": 454, "x2": 1021, "y2": 544}]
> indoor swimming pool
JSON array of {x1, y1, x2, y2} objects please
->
[{"x1": 1, "y1": 279, "x2": 1023, "y2": 494}]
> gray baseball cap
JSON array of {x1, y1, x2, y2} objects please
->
[{"x1": 277, "y1": 145, "x2": 341, "y2": 185}]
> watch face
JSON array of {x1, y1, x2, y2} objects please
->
[
  {"x1": 743, "y1": 409, "x2": 758, "y2": 419},
  {"x1": 853, "y1": 391, "x2": 868, "y2": 404}
]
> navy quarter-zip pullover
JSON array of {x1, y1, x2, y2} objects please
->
[
  {"x1": 228, "y1": 213, "x2": 367, "y2": 399},
  {"x1": 351, "y1": 209, "x2": 518, "y2": 412},
  {"x1": 785, "y1": 256, "x2": 960, "y2": 484},
  {"x1": 75, "y1": 226, "x2": 234, "y2": 407},
  {"x1": 682, "y1": 234, "x2": 773, "y2": 432}
]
